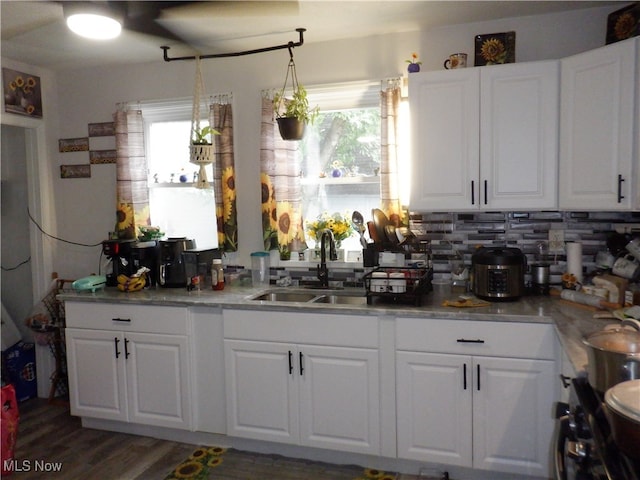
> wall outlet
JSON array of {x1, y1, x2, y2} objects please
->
[{"x1": 549, "y1": 229, "x2": 565, "y2": 252}]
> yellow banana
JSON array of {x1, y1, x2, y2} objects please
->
[{"x1": 116, "y1": 274, "x2": 146, "y2": 292}]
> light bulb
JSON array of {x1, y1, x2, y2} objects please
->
[{"x1": 66, "y1": 13, "x2": 121, "y2": 40}]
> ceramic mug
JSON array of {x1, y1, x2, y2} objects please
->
[
  {"x1": 612, "y1": 254, "x2": 640, "y2": 280},
  {"x1": 626, "y1": 237, "x2": 640, "y2": 261},
  {"x1": 444, "y1": 53, "x2": 467, "y2": 69}
]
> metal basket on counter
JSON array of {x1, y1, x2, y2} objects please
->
[{"x1": 363, "y1": 266, "x2": 433, "y2": 306}]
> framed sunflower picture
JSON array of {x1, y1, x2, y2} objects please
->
[
  {"x1": 474, "y1": 31, "x2": 516, "y2": 66},
  {"x1": 2, "y1": 67, "x2": 43, "y2": 118},
  {"x1": 606, "y1": 2, "x2": 639, "y2": 44}
]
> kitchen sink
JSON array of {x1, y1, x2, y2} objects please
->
[
  {"x1": 312, "y1": 295, "x2": 368, "y2": 305},
  {"x1": 250, "y1": 292, "x2": 319, "y2": 302},
  {"x1": 249, "y1": 288, "x2": 367, "y2": 305}
]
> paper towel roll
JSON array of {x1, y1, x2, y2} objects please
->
[{"x1": 566, "y1": 242, "x2": 583, "y2": 282}]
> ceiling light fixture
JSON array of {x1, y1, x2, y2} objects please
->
[{"x1": 64, "y1": 3, "x2": 122, "y2": 40}]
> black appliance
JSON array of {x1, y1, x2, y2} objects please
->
[
  {"x1": 158, "y1": 237, "x2": 195, "y2": 287},
  {"x1": 472, "y1": 247, "x2": 526, "y2": 301},
  {"x1": 132, "y1": 242, "x2": 159, "y2": 287},
  {"x1": 555, "y1": 376, "x2": 640, "y2": 480},
  {"x1": 102, "y1": 239, "x2": 136, "y2": 286}
]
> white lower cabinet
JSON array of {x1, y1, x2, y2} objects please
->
[
  {"x1": 65, "y1": 302, "x2": 191, "y2": 430},
  {"x1": 224, "y1": 310, "x2": 380, "y2": 455},
  {"x1": 396, "y1": 318, "x2": 557, "y2": 478}
]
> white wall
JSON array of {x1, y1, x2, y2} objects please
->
[{"x1": 5, "y1": 5, "x2": 615, "y2": 276}]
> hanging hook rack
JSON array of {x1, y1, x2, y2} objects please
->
[{"x1": 161, "y1": 28, "x2": 306, "y2": 62}]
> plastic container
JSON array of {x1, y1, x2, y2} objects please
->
[
  {"x1": 251, "y1": 251, "x2": 270, "y2": 288},
  {"x1": 388, "y1": 272, "x2": 407, "y2": 293},
  {"x1": 369, "y1": 271, "x2": 388, "y2": 293}
]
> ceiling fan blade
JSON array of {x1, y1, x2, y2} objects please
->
[{"x1": 110, "y1": 1, "x2": 202, "y2": 43}]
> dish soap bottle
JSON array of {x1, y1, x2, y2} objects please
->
[{"x1": 211, "y1": 259, "x2": 224, "y2": 291}]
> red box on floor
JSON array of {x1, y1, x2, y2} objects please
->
[{"x1": 1, "y1": 341, "x2": 37, "y2": 402}]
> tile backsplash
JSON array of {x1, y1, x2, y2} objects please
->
[
  {"x1": 265, "y1": 211, "x2": 640, "y2": 288},
  {"x1": 410, "y1": 210, "x2": 640, "y2": 285}
]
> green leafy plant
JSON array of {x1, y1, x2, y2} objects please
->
[
  {"x1": 273, "y1": 85, "x2": 319, "y2": 124},
  {"x1": 191, "y1": 125, "x2": 220, "y2": 145}
]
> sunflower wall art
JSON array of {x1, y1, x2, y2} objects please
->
[
  {"x1": 2, "y1": 67, "x2": 43, "y2": 118},
  {"x1": 474, "y1": 31, "x2": 516, "y2": 66},
  {"x1": 606, "y1": 2, "x2": 639, "y2": 44}
]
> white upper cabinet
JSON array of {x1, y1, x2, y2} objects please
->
[
  {"x1": 559, "y1": 38, "x2": 637, "y2": 210},
  {"x1": 480, "y1": 61, "x2": 559, "y2": 210},
  {"x1": 409, "y1": 60, "x2": 559, "y2": 212},
  {"x1": 410, "y1": 68, "x2": 480, "y2": 211}
]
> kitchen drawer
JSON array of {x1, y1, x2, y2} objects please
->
[
  {"x1": 223, "y1": 309, "x2": 377, "y2": 348},
  {"x1": 396, "y1": 317, "x2": 556, "y2": 360},
  {"x1": 65, "y1": 301, "x2": 187, "y2": 335}
]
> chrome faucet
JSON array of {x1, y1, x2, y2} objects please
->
[{"x1": 317, "y1": 229, "x2": 337, "y2": 287}]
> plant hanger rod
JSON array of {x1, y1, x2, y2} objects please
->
[{"x1": 161, "y1": 28, "x2": 306, "y2": 62}]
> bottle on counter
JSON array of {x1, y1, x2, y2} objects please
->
[{"x1": 211, "y1": 259, "x2": 224, "y2": 291}]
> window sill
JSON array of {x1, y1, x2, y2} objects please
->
[
  {"x1": 149, "y1": 182, "x2": 200, "y2": 188},
  {"x1": 300, "y1": 175, "x2": 379, "y2": 186}
]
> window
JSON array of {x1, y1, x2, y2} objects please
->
[
  {"x1": 141, "y1": 100, "x2": 218, "y2": 249},
  {"x1": 300, "y1": 82, "x2": 409, "y2": 252}
]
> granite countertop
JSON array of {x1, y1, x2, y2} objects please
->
[{"x1": 58, "y1": 285, "x2": 621, "y2": 377}]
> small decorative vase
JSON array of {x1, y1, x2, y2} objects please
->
[
  {"x1": 407, "y1": 63, "x2": 421, "y2": 73},
  {"x1": 331, "y1": 168, "x2": 342, "y2": 178},
  {"x1": 279, "y1": 249, "x2": 291, "y2": 261}
]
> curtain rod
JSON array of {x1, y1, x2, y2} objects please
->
[{"x1": 161, "y1": 28, "x2": 306, "y2": 62}]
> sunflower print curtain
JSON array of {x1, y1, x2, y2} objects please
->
[
  {"x1": 380, "y1": 83, "x2": 407, "y2": 227},
  {"x1": 259, "y1": 94, "x2": 308, "y2": 256},
  {"x1": 114, "y1": 107, "x2": 150, "y2": 238},
  {"x1": 210, "y1": 98, "x2": 238, "y2": 252}
]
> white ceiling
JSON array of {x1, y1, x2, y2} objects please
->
[{"x1": 1, "y1": 1, "x2": 624, "y2": 70}]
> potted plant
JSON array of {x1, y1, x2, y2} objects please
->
[
  {"x1": 190, "y1": 125, "x2": 220, "y2": 188},
  {"x1": 273, "y1": 56, "x2": 319, "y2": 140}
]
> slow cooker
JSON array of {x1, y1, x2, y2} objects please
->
[{"x1": 472, "y1": 247, "x2": 526, "y2": 301}]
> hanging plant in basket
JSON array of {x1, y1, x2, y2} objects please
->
[
  {"x1": 273, "y1": 50, "x2": 319, "y2": 141},
  {"x1": 190, "y1": 57, "x2": 220, "y2": 188}
]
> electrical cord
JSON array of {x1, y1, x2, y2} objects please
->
[
  {"x1": 2, "y1": 208, "x2": 107, "y2": 274},
  {"x1": 27, "y1": 206, "x2": 103, "y2": 247},
  {"x1": 1, "y1": 257, "x2": 31, "y2": 271}
]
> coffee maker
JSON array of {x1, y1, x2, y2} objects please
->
[
  {"x1": 158, "y1": 237, "x2": 195, "y2": 287},
  {"x1": 103, "y1": 239, "x2": 136, "y2": 286},
  {"x1": 132, "y1": 242, "x2": 159, "y2": 287}
]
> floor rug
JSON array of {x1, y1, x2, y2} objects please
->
[{"x1": 164, "y1": 446, "x2": 399, "y2": 480}]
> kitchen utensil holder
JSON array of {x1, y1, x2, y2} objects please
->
[{"x1": 363, "y1": 266, "x2": 433, "y2": 306}]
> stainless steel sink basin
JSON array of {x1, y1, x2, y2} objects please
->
[
  {"x1": 250, "y1": 292, "x2": 319, "y2": 302},
  {"x1": 312, "y1": 295, "x2": 368, "y2": 305}
]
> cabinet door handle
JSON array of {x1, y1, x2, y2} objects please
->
[
  {"x1": 477, "y1": 364, "x2": 481, "y2": 391},
  {"x1": 463, "y1": 363, "x2": 467, "y2": 390},
  {"x1": 124, "y1": 338, "x2": 130, "y2": 359},
  {"x1": 114, "y1": 337, "x2": 120, "y2": 358},
  {"x1": 471, "y1": 181, "x2": 475, "y2": 205},
  {"x1": 559, "y1": 374, "x2": 571, "y2": 389},
  {"x1": 618, "y1": 174, "x2": 625, "y2": 203},
  {"x1": 456, "y1": 338, "x2": 485, "y2": 344},
  {"x1": 112, "y1": 318, "x2": 131, "y2": 322},
  {"x1": 299, "y1": 352, "x2": 304, "y2": 375},
  {"x1": 288, "y1": 350, "x2": 293, "y2": 375},
  {"x1": 483, "y1": 180, "x2": 488, "y2": 205}
]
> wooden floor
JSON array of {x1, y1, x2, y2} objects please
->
[
  {"x1": 12, "y1": 398, "x2": 428, "y2": 480},
  {"x1": 12, "y1": 398, "x2": 197, "y2": 479}
]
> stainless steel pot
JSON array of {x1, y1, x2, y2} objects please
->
[
  {"x1": 604, "y1": 379, "x2": 640, "y2": 462},
  {"x1": 582, "y1": 319, "x2": 640, "y2": 393}
]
